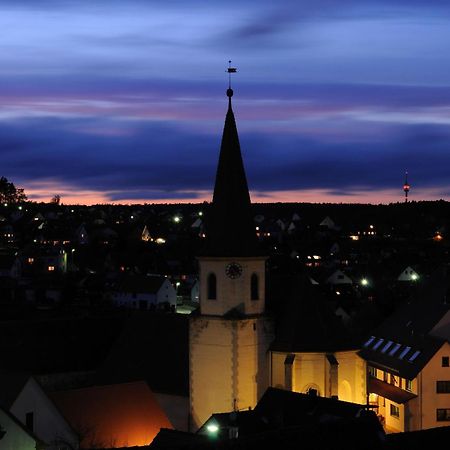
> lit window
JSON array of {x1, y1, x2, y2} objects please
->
[
  {"x1": 390, "y1": 404, "x2": 400, "y2": 418},
  {"x1": 48, "y1": 265, "x2": 55, "y2": 271},
  {"x1": 390, "y1": 374, "x2": 399, "y2": 386},
  {"x1": 405, "y1": 379, "x2": 413, "y2": 392},
  {"x1": 28, "y1": 257, "x2": 34, "y2": 264}
]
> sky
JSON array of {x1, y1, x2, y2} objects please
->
[{"x1": 1, "y1": 1, "x2": 450, "y2": 204}]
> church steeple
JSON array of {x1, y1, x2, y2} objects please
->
[{"x1": 205, "y1": 85, "x2": 259, "y2": 256}]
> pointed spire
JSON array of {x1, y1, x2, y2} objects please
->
[{"x1": 204, "y1": 80, "x2": 259, "y2": 256}]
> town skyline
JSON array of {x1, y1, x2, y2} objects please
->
[{"x1": 1, "y1": 1, "x2": 450, "y2": 205}]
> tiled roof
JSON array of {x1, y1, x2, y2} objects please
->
[{"x1": 50, "y1": 381, "x2": 172, "y2": 448}]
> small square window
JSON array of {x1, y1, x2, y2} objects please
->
[
  {"x1": 443, "y1": 356, "x2": 449, "y2": 367},
  {"x1": 436, "y1": 380, "x2": 450, "y2": 393},
  {"x1": 390, "y1": 404, "x2": 400, "y2": 418},
  {"x1": 437, "y1": 408, "x2": 450, "y2": 421}
]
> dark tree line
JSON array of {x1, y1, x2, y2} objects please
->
[{"x1": 0, "y1": 176, "x2": 27, "y2": 204}]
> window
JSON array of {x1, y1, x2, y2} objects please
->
[
  {"x1": 48, "y1": 265, "x2": 55, "y2": 271},
  {"x1": 389, "y1": 343, "x2": 401, "y2": 356},
  {"x1": 383, "y1": 371, "x2": 389, "y2": 383},
  {"x1": 368, "y1": 366, "x2": 377, "y2": 378},
  {"x1": 207, "y1": 273, "x2": 217, "y2": 300},
  {"x1": 398, "y1": 346, "x2": 411, "y2": 360},
  {"x1": 390, "y1": 374, "x2": 399, "y2": 387},
  {"x1": 381, "y1": 340, "x2": 393, "y2": 353},
  {"x1": 390, "y1": 404, "x2": 400, "y2": 418},
  {"x1": 251, "y1": 274, "x2": 259, "y2": 300},
  {"x1": 364, "y1": 336, "x2": 375, "y2": 347},
  {"x1": 437, "y1": 409, "x2": 450, "y2": 421},
  {"x1": 436, "y1": 381, "x2": 450, "y2": 393},
  {"x1": 373, "y1": 338, "x2": 384, "y2": 350},
  {"x1": 405, "y1": 379, "x2": 413, "y2": 392},
  {"x1": 443, "y1": 356, "x2": 449, "y2": 367},
  {"x1": 26, "y1": 412, "x2": 34, "y2": 431},
  {"x1": 409, "y1": 350, "x2": 421, "y2": 362}
]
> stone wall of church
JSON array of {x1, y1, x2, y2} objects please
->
[
  {"x1": 189, "y1": 316, "x2": 273, "y2": 431},
  {"x1": 270, "y1": 350, "x2": 366, "y2": 404}
]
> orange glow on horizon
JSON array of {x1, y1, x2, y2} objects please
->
[{"x1": 23, "y1": 180, "x2": 449, "y2": 205}]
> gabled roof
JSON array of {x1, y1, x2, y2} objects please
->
[
  {"x1": 202, "y1": 90, "x2": 260, "y2": 257},
  {"x1": 98, "y1": 313, "x2": 189, "y2": 396},
  {"x1": 271, "y1": 273, "x2": 355, "y2": 352},
  {"x1": 114, "y1": 274, "x2": 168, "y2": 294},
  {"x1": 255, "y1": 387, "x2": 365, "y2": 426},
  {"x1": 50, "y1": 381, "x2": 172, "y2": 448},
  {"x1": 0, "y1": 370, "x2": 30, "y2": 409}
]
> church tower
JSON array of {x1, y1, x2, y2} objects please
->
[{"x1": 189, "y1": 81, "x2": 273, "y2": 430}]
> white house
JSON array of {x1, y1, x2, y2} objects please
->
[
  {"x1": 0, "y1": 372, "x2": 79, "y2": 449},
  {"x1": 0, "y1": 406, "x2": 44, "y2": 450},
  {"x1": 326, "y1": 270, "x2": 353, "y2": 285},
  {"x1": 359, "y1": 273, "x2": 450, "y2": 432},
  {"x1": 398, "y1": 266, "x2": 420, "y2": 282},
  {"x1": 112, "y1": 275, "x2": 177, "y2": 310},
  {"x1": 320, "y1": 216, "x2": 336, "y2": 230}
]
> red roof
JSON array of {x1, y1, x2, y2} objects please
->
[{"x1": 50, "y1": 381, "x2": 172, "y2": 448}]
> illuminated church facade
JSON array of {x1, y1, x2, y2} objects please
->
[{"x1": 188, "y1": 85, "x2": 365, "y2": 430}]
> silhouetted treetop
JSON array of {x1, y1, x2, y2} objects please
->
[{"x1": 0, "y1": 176, "x2": 27, "y2": 204}]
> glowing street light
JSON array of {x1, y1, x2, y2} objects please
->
[
  {"x1": 173, "y1": 216, "x2": 181, "y2": 223},
  {"x1": 206, "y1": 424, "x2": 219, "y2": 434},
  {"x1": 361, "y1": 278, "x2": 369, "y2": 286}
]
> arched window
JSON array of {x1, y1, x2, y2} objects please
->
[
  {"x1": 207, "y1": 273, "x2": 217, "y2": 300},
  {"x1": 251, "y1": 273, "x2": 259, "y2": 300}
]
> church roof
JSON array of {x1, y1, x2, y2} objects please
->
[
  {"x1": 271, "y1": 273, "x2": 356, "y2": 353},
  {"x1": 203, "y1": 89, "x2": 260, "y2": 257}
]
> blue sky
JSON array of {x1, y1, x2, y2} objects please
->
[{"x1": 1, "y1": 0, "x2": 450, "y2": 203}]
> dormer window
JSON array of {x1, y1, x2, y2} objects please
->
[
  {"x1": 207, "y1": 273, "x2": 217, "y2": 300},
  {"x1": 251, "y1": 274, "x2": 259, "y2": 300}
]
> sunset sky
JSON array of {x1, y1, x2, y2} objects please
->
[{"x1": 1, "y1": 1, "x2": 450, "y2": 204}]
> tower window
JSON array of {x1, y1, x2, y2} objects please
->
[
  {"x1": 251, "y1": 274, "x2": 259, "y2": 300},
  {"x1": 207, "y1": 273, "x2": 217, "y2": 300}
]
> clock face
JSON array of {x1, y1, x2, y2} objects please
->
[{"x1": 225, "y1": 262, "x2": 243, "y2": 279}]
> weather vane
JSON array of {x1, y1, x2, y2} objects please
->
[{"x1": 227, "y1": 60, "x2": 237, "y2": 89}]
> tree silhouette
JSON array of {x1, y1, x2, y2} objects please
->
[{"x1": 0, "y1": 177, "x2": 27, "y2": 204}]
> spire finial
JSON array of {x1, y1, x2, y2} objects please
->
[{"x1": 226, "y1": 60, "x2": 237, "y2": 99}]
